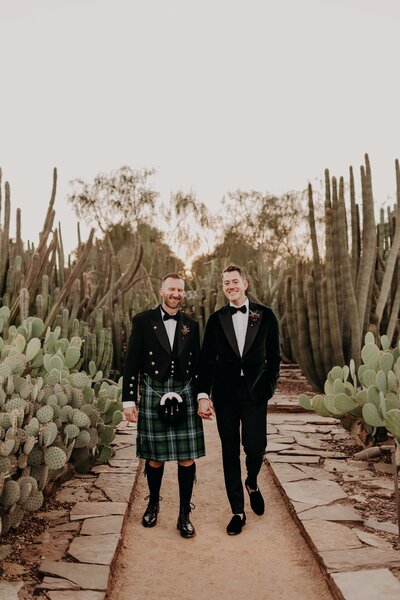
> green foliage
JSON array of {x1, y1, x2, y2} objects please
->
[
  {"x1": 0, "y1": 322, "x2": 123, "y2": 536},
  {"x1": 301, "y1": 332, "x2": 400, "y2": 449}
]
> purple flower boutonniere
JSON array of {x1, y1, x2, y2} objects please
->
[
  {"x1": 249, "y1": 309, "x2": 261, "y2": 327},
  {"x1": 181, "y1": 324, "x2": 190, "y2": 337}
]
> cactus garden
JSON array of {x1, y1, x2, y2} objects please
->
[{"x1": 1, "y1": 154, "x2": 400, "y2": 594}]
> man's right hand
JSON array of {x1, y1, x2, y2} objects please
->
[
  {"x1": 197, "y1": 398, "x2": 215, "y2": 420},
  {"x1": 123, "y1": 405, "x2": 138, "y2": 423}
]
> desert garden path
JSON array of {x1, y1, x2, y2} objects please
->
[{"x1": 109, "y1": 418, "x2": 333, "y2": 600}]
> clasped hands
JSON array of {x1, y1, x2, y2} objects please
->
[
  {"x1": 123, "y1": 405, "x2": 138, "y2": 423},
  {"x1": 197, "y1": 397, "x2": 215, "y2": 420}
]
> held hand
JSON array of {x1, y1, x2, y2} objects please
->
[
  {"x1": 197, "y1": 398, "x2": 215, "y2": 420},
  {"x1": 123, "y1": 405, "x2": 138, "y2": 423}
]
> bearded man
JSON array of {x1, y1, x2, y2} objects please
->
[{"x1": 122, "y1": 273, "x2": 205, "y2": 538}]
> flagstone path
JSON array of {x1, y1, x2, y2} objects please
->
[{"x1": 109, "y1": 418, "x2": 334, "y2": 600}]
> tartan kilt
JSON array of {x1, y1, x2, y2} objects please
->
[{"x1": 136, "y1": 374, "x2": 205, "y2": 462}]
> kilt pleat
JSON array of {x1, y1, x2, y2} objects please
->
[{"x1": 137, "y1": 374, "x2": 205, "y2": 461}]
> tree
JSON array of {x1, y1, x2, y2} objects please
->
[
  {"x1": 220, "y1": 189, "x2": 310, "y2": 266},
  {"x1": 161, "y1": 190, "x2": 214, "y2": 263},
  {"x1": 68, "y1": 166, "x2": 159, "y2": 232}
]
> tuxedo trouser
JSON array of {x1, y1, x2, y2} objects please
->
[{"x1": 215, "y1": 379, "x2": 267, "y2": 514}]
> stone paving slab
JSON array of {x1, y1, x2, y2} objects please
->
[
  {"x1": 81, "y1": 515, "x2": 124, "y2": 536},
  {"x1": 39, "y1": 560, "x2": 110, "y2": 590},
  {"x1": 67, "y1": 533, "x2": 120, "y2": 565},
  {"x1": 91, "y1": 464, "x2": 137, "y2": 474},
  {"x1": 320, "y1": 548, "x2": 400, "y2": 572},
  {"x1": 331, "y1": 568, "x2": 400, "y2": 600},
  {"x1": 36, "y1": 577, "x2": 81, "y2": 591},
  {"x1": 0, "y1": 582, "x2": 24, "y2": 598},
  {"x1": 269, "y1": 463, "x2": 311, "y2": 482},
  {"x1": 302, "y1": 520, "x2": 362, "y2": 552},
  {"x1": 70, "y1": 501, "x2": 127, "y2": 520},
  {"x1": 268, "y1": 435, "x2": 296, "y2": 444},
  {"x1": 94, "y1": 473, "x2": 135, "y2": 503},
  {"x1": 282, "y1": 479, "x2": 348, "y2": 505},
  {"x1": 48, "y1": 592, "x2": 106, "y2": 600},
  {"x1": 294, "y1": 464, "x2": 336, "y2": 481},
  {"x1": 292, "y1": 501, "x2": 318, "y2": 513},
  {"x1": 267, "y1": 454, "x2": 321, "y2": 464},
  {"x1": 352, "y1": 529, "x2": 392, "y2": 549},
  {"x1": 342, "y1": 471, "x2": 376, "y2": 481},
  {"x1": 323, "y1": 460, "x2": 367, "y2": 473},
  {"x1": 265, "y1": 442, "x2": 295, "y2": 452},
  {"x1": 299, "y1": 505, "x2": 363, "y2": 523},
  {"x1": 112, "y1": 446, "x2": 135, "y2": 460},
  {"x1": 364, "y1": 518, "x2": 398, "y2": 535}
]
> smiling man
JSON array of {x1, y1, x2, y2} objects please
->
[
  {"x1": 122, "y1": 273, "x2": 205, "y2": 538},
  {"x1": 197, "y1": 264, "x2": 280, "y2": 535}
]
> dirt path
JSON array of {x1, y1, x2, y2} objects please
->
[{"x1": 110, "y1": 419, "x2": 333, "y2": 600}]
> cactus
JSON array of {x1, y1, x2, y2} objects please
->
[{"x1": 300, "y1": 332, "x2": 400, "y2": 447}]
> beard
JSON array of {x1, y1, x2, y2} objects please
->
[{"x1": 163, "y1": 296, "x2": 183, "y2": 310}]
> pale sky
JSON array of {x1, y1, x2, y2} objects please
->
[{"x1": 1, "y1": 0, "x2": 399, "y2": 258}]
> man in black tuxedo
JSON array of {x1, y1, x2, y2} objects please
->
[
  {"x1": 197, "y1": 264, "x2": 280, "y2": 535},
  {"x1": 122, "y1": 273, "x2": 205, "y2": 538}
]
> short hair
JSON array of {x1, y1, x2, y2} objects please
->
[
  {"x1": 222, "y1": 264, "x2": 247, "y2": 280},
  {"x1": 162, "y1": 272, "x2": 185, "y2": 283}
]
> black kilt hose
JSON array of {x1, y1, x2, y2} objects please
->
[{"x1": 137, "y1": 374, "x2": 205, "y2": 462}]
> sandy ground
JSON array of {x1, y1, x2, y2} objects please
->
[{"x1": 109, "y1": 419, "x2": 333, "y2": 600}]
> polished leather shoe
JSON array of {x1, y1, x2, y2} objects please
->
[
  {"x1": 245, "y1": 481, "x2": 265, "y2": 516},
  {"x1": 177, "y1": 509, "x2": 196, "y2": 538},
  {"x1": 227, "y1": 513, "x2": 246, "y2": 535},
  {"x1": 142, "y1": 497, "x2": 160, "y2": 528}
]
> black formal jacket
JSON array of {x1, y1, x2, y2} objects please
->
[
  {"x1": 196, "y1": 300, "x2": 281, "y2": 405},
  {"x1": 122, "y1": 306, "x2": 200, "y2": 406}
]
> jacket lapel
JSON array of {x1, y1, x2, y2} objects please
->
[
  {"x1": 150, "y1": 306, "x2": 171, "y2": 355},
  {"x1": 242, "y1": 301, "x2": 261, "y2": 356},
  {"x1": 218, "y1": 304, "x2": 241, "y2": 358},
  {"x1": 177, "y1": 314, "x2": 190, "y2": 356}
]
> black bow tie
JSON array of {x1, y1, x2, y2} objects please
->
[
  {"x1": 229, "y1": 305, "x2": 247, "y2": 315},
  {"x1": 163, "y1": 311, "x2": 180, "y2": 321}
]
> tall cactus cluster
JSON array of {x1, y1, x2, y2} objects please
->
[
  {"x1": 285, "y1": 154, "x2": 400, "y2": 390},
  {"x1": 0, "y1": 309, "x2": 123, "y2": 536},
  {"x1": 300, "y1": 332, "x2": 400, "y2": 460}
]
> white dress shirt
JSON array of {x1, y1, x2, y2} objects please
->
[
  {"x1": 231, "y1": 297, "x2": 249, "y2": 357},
  {"x1": 161, "y1": 307, "x2": 178, "y2": 348}
]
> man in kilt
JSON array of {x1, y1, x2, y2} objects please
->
[{"x1": 122, "y1": 273, "x2": 205, "y2": 538}]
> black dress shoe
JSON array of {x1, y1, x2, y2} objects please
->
[
  {"x1": 177, "y1": 508, "x2": 196, "y2": 538},
  {"x1": 227, "y1": 513, "x2": 246, "y2": 535},
  {"x1": 142, "y1": 497, "x2": 160, "y2": 528},
  {"x1": 245, "y1": 481, "x2": 265, "y2": 516}
]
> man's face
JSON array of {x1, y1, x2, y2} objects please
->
[
  {"x1": 222, "y1": 270, "x2": 248, "y2": 306},
  {"x1": 160, "y1": 277, "x2": 185, "y2": 312}
]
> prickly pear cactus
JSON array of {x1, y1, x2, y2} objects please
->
[
  {"x1": 300, "y1": 332, "x2": 400, "y2": 450},
  {"x1": 0, "y1": 322, "x2": 123, "y2": 536}
]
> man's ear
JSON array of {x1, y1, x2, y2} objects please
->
[{"x1": 244, "y1": 279, "x2": 249, "y2": 290}]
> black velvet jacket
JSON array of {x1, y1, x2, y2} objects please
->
[
  {"x1": 122, "y1": 306, "x2": 200, "y2": 406},
  {"x1": 196, "y1": 300, "x2": 281, "y2": 405}
]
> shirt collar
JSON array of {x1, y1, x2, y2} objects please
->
[
  {"x1": 160, "y1": 305, "x2": 179, "y2": 318},
  {"x1": 229, "y1": 297, "x2": 249, "y2": 310}
]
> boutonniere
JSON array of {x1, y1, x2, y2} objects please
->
[
  {"x1": 181, "y1": 324, "x2": 190, "y2": 337},
  {"x1": 249, "y1": 309, "x2": 261, "y2": 327}
]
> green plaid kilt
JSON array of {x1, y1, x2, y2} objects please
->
[{"x1": 136, "y1": 374, "x2": 205, "y2": 462}]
